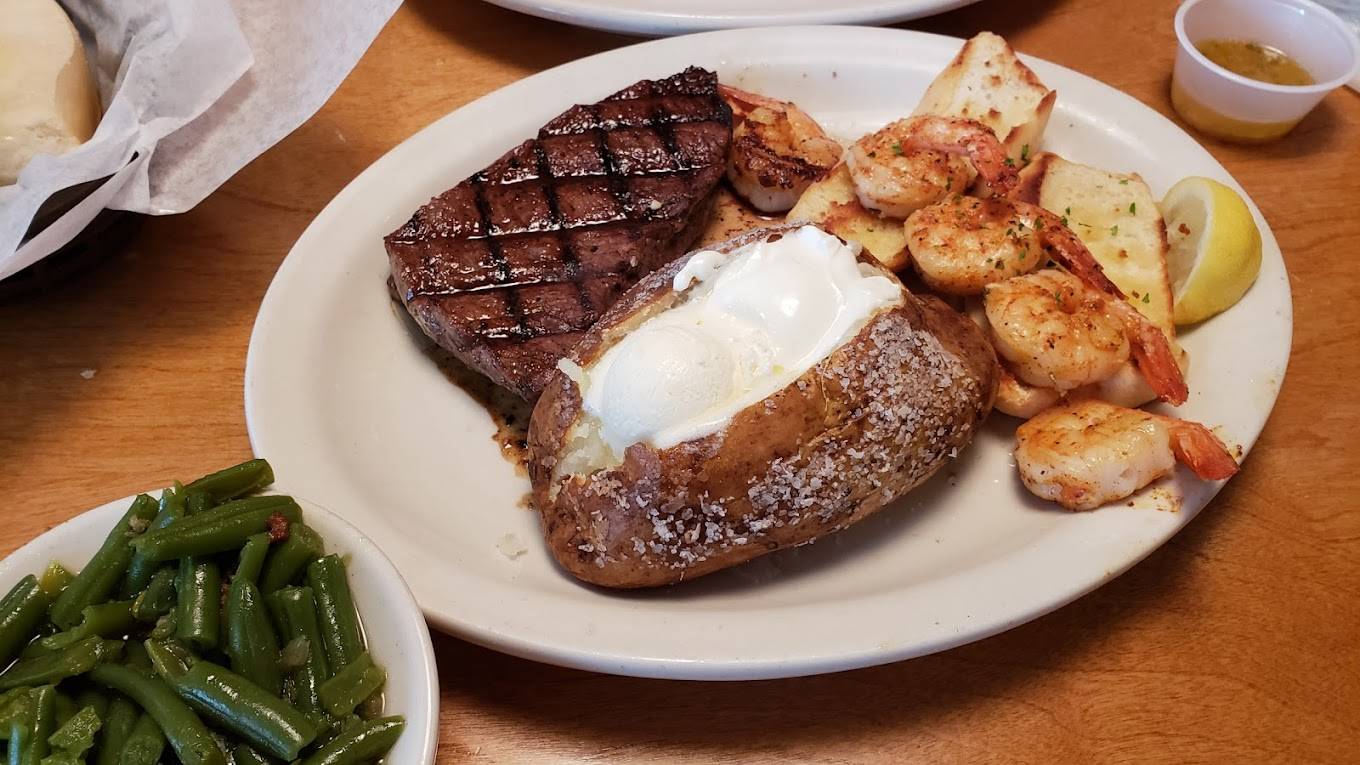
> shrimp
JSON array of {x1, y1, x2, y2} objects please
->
[
  {"x1": 995, "y1": 361, "x2": 1064, "y2": 419},
  {"x1": 1014, "y1": 400, "x2": 1239, "y2": 511},
  {"x1": 904, "y1": 195, "x2": 1050, "y2": 296},
  {"x1": 911, "y1": 197, "x2": 1188, "y2": 404},
  {"x1": 983, "y1": 268, "x2": 1189, "y2": 407},
  {"x1": 845, "y1": 115, "x2": 1018, "y2": 219},
  {"x1": 719, "y1": 85, "x2": 843, "y2": 213},
  {"x1": 984, "y1": 269, "x2": 1132, "y2": 392}
]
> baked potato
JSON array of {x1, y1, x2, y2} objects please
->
[{"x1": 527, "y1": 225, "x2": 999, "y2": 588}]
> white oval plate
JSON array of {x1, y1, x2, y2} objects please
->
[
  {"x1": 245, "y1": 26, "x2": 1292, "y2": 680},
  {"x1": 0, "y1": 494, "x2": 440, "y2": 762},
  {"x1": 482, "y1": 0, "x2": 980, "y2": 35}
]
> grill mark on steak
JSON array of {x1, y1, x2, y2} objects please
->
[
  {"x1": 467, "y1": 172, "x2": 531, "y2": 339},
  {"x1": 529, "y1": 136, "x2": 596, "y2": 324},
  {"x1": 386, "y1": 67, "x2": 731, "y2": 400}
]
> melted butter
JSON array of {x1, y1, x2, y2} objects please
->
[
  {"x1": 1196, "y1": 39, "x2": 1314, "y2": 86},
  {"x1": 1170, "y1": 80, "x2": 1303, "y2": 143}
]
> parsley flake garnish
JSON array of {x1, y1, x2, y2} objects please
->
[
  {"x1": 1142, "y1": 293, "x2": 1151, "y2": 304},
  {"x1": 1129, "y1": 202, "x2": 1137, "y2": 214},
  {"x1": 1119, "y1": 178, "x2": 1129, "y2": 185},
  {"x1": 1020, "y1": 144, "x2": 1031, "y2": 162},
  {"x1": 1110, "y1": 224, "x2": 1120, "y2": 236},
  {"x1": 890, "y1": 142, "x2": 903, "y2": 155}
]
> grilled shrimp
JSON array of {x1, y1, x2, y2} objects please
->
[
  {"x1": 845, "y1": 115, "x2": 1018, "y2": 218},
  {"x1": 719, "y1": 85, "x2": 843, "y2": 213},
  {"x1": 995, "y1": 361, "x2": 1064, "y2": 419},
  {"x1": 1015, "y1": 400, "x2": 1239, "y2": 511},
  {"x1": 984, "y1": 270, "x2": 1188, "y2": 405},
  {"x1": 985, "y1": 270, "x2": 1129, "y2": 392},
  {"x1": 905, "y1": 195, "x2": 1050, "y2": 296}
]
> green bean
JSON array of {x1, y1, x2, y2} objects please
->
[
  {"x1": 268, "y1": 587, "x2": 329, "y2": 715},
  {"x1": 300, "y1": 716, "x2": 404, "y2": 765},
  {"x1": 121, "y1": 487, "x2": 187, "y2": 598},
  {"x1": 0, "y1": 637, "x2": 120, "y2": 690},
  {"x1": 3, "y1": 692, "x2": 32, "y2": 755},
  {"x1": 53, "y1": 692, "x2": 77, "y2": 726},
  {"x1": 260, "y1": 524, "x2": 324, "y2": 594},
  {"x1": 72, "y1": 688, "x2": 109, "y2": 719},
  {"x1": 144, "y1": 639, "x2": 191, "y2": 681},
  {"x1": 185, "y1": 459, "x2": 275, "y2": 503},
  {"x1": 36, "y1": 563, "x2": 73, "y2": 598},
  {"x1": 87, "y1": 663, "x2": 226, "y2": 765},
  {"x1": 233, "y1": 742, "x2": 273, "y2": 764},
  {"x1": 133, "y1": 498, "x2": 300, "y2": 562},
  {"x1": 176, "y1": 557, "x2": 221, "y2": 651},
  {"x1": 225, "y1": 579, "x2": 282, "y2": 696},
  {"x1": 318, "y1": 652, "x2": 384, "y2": 718},
  {"x1": 8, "y1": 685, "x2": 57, "y2": 765},
  {"x1": 186, "y1": 490, "x2": 213, "y2": 515},
  {"x1": 170, "y1": 659, "x2": 319, "y2": 761},
  {"x1": 49, "y1": 495, "x2": 158, "y2": 629},
  {"x1": 122, "y1": 638, "x2": 152, "y2": 672},
  {"x1": 0, "y1": 576, "x2": 50, "y2": 668},
  {"x1": 132, "y1": 568, "x2": 178, "y2": 622},
  {"x1": 46, "y1": 704, "x2": 100, "y2": 756},
  {"x1": 306, "y1": 557, "x2": 364, "y2": 671},
  {"x1": 119, "y1": 711, "x2": 167, "y2": 765},
  {"x1": 94, "y1": 695, "x2": 137, "y2": 765},
  {"x1": 39, "y1": 601, "x2": 137, "y2": 651},
  {"x1": 236, "y1": 533, "x2": 272, "y2": 584}
]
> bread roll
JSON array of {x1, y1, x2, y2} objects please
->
[{"x1": 0, "y1": 0, "x2": 102, "y2": 185}]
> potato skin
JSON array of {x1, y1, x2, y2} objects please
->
[{"x1": 528, "y1": 226, "x2": 999, "y2": 588}]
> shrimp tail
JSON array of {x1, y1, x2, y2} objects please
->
[
  {"x1": 1032, "y1": 208, "x2": 1189, "y2": 405},
  {"x1": 1110, "y1": 300, "x2": 1190, "y2": 405},
  {"x1": 900, "y1": 116, "x2": 1019, "y2": 197},
  {"x1": 1167, "y1": 420, "x2": 1239, "y2": 480},
  {"x1": 1035, "y1": 209, "x2": 1126, "y2": 299}
]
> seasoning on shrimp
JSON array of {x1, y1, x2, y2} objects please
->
[
  {"x1": 1014, "y1": 400, "x2": 1238, "y2": 511},
  {"x1": 845, "y1": 115, "x2": 1018, "y2": 218},
  {"x1": 719, "y1": 85, "x2": 843, "y2": 214}
]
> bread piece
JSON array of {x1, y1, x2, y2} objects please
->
[
  {"x1": 1015, "y1": 152, "x2": 1175, "y2": 337},
  {"x1": 528, "y1": 225, "x2": 998, "y2": 588},
  {"x1": 913, "y1": 31, "x2": 1056, "y2": 164},
  {"x1": 786, "y1": 163, "x2": 910, "y2": 271},
  {"x1": 0, "y1": 0, "x2": 102, "y2": 185}
]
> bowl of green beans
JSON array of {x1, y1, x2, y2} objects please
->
[{"x1": 0, "y1": 459, "x2": 438, "y2": 764}]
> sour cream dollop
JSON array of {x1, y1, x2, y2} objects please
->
[{"x1": 565, "y1": 226, "x2": 902, "y2": 458}]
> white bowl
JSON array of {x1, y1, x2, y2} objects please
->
[
  {"x1": 0, "y1": 492, "x2": 439, "y2": 763},
  {"x1": 1172, "y1": 0, "x2": 1360, "y2": 140}
]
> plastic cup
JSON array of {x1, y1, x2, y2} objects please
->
[{"x1": 1172, "y1": 0, "x2": 1360, "y2": 142}]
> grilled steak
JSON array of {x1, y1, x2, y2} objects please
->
[{"x1": 386, "y1": 67, "x2": 733, "y2": 400}]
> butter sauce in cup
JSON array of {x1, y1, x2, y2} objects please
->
[{"x1": 1172, "y1": 0, "x2": 1359, "y2": 142}]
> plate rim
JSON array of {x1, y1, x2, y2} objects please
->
[{"x1": 244, "y1": 24, "x2": 1293, "y2": 680}]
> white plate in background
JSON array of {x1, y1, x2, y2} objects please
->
[
  {"x1": 481, "y1": 0, "x2": 981, "y2": 35},
  {"x1": 245, "y1": 26, "x2": 1291, "y2": 680}
]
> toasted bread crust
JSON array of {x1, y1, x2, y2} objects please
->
[{"x1": 528, "y1": 226, "x2": 999, "y2": 588}]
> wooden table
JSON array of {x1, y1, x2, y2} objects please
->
[{"x1": 3, "y1": 0, "x2": 1358, "y2": 760}]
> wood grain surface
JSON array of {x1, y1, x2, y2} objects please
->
[{"x1": 3, "y1": 0, "x2": 1358, "y2": 761}]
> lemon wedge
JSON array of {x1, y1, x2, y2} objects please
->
[{"x1": 1160, "y1": 177, "x2": 1262, "y2": 325}]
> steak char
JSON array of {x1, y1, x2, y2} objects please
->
[{"x1": 386, "y1": 67, "x2": 732, "y2": 400}]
